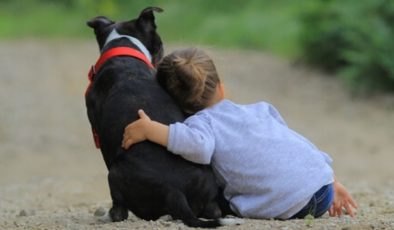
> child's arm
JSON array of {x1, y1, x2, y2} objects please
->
[
  {"x1": 122, "y1": 109, "x2": 215, "y2": 165},
  {"x1": 122, "y1": 109, "x2": 169, "y2": 149},
  {"x1": 329, "y1": 178, "x2": 358, "y2": 217}
]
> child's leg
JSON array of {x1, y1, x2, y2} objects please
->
[
  {"x1": 290, "y1": 183, "x2": 334, "y2": 219},
  {"x1": 314, "y1": 183, "x2": 334, "y2": 217}
]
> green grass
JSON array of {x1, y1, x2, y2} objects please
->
[{"x1": 0, "y1": 0, "x2": 310, "y2": 57}]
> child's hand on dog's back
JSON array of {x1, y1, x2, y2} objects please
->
[{"x1": 122, "y1": 109, "x2": 169, "y2": 149}]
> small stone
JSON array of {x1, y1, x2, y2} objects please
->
[
  {"x1": 94, "y1": 206, "x2": 107, "y2": 217},
  {"x1": 161, "y1": 221, "x2": 171, "y2": 227},
  {"x1": 158, "y1": 215, "x2": 172, "y2": 221},
  {"x1": 18, "y1": 210, "x2": 27, "y2": 216},
  {"x1": 18, "y1": 209, "x2": 35, "y2": 217}
]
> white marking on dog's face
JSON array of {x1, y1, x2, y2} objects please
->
[{"x1": 103, "y1": 29, "x2": 152, "y2": 62}]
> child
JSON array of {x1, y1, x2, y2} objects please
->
[{"x1": 122, "y1": 48, "x2": 357, "y2": 219}]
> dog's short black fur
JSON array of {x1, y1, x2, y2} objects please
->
[{"x1": 86, "y1": 7, "x2": 223, "y2": 228}]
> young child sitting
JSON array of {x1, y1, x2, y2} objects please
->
[{"x1": 122, "y1": 48, "x2": 357, "y2": 219}]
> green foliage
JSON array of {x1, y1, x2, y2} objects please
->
[
  {"x1": 299, "y1": 0, "x2": 394, "y2": 94},
  {"x1": 304, "y1": 214, "x2": 314, "y2": 227},
  {"x1": 2, "y1": 0, "x2": 394, "y2": 94},
  {"x1": 0, "y1": 0, "x2": 307, "y2": 56}
]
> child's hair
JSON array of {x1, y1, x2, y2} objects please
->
[{"x1": 157, "y1": 48, "x2": 220, "y2": 115}]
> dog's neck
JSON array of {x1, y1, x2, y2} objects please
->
[{"x1": 103, "y1": 29, "x2": 152, "y2": 62}]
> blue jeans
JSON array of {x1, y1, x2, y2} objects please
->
[{"x1": 290, "y1": 183, "x2": 334, "y2": 219}]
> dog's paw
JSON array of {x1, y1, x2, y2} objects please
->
[{"x1": 109, "y1": 206, "x2": 128, "y2": 222}]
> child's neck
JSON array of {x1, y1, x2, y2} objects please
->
[{"x1": 208, "y1": 97, "x2": 224, "y2": 107}]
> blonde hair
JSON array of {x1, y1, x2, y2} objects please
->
[{"x1": 157, "y1": 48, "x2": 220, "y2": 115}]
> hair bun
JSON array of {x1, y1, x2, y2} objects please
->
[{"x1": 156, "y1": 48, "x2": 220, "y2": 115}]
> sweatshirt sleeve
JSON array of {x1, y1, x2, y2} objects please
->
[{"x1": 167, "y1": 114, "x2": 215, "y2": 165}]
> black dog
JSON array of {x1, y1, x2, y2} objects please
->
[{"x1": 85, "y1": 7, "x2": 223, "y2": 228}]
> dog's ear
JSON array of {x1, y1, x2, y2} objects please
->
[
  {"x1": 87, "y1": 16, "x2": 114, "y2": 30},
  {"x1": 137, "y1": 7, "x2": 163, "y2": 30}
]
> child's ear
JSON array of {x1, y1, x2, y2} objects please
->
[{"x1": 218, "y1": 83, "x2": 226, "y2": 99}]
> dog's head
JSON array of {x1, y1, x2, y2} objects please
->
[{"x1": 87, "y1": 7, "x2": 164, "y2": 66}]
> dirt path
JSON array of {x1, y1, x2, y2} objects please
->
[{"x1": 0, "y1": 40, "x2": 393, "y2": 229}]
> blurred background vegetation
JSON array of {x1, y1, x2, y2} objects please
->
[{"x1": 1, "y1": 0, "x2": 393, "y2": 95}]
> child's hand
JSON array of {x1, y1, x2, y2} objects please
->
[
  {"x1": 329, "y1": 180, "x2": 358, "y2": 217},
  {"x1": 122, "y1": 109, "x2": 151, "y2": 149}
]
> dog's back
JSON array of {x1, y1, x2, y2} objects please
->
[{"x1": 86, "y1": 7, "x2": 222, "y2": 228}]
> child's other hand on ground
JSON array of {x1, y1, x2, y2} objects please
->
[
  {"x1": 122, "y1": 109, "x2": 151, "y2": 149},
  {"x1": 329, "y1": 180, "x2": 358, "y2": 217}
]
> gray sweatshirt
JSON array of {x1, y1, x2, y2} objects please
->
[{"x1": 168, "y1": 99, "x2": 334, "y2": 219}]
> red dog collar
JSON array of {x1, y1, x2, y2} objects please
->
[
  {"x1": 86, "y1": 47, "x2": 154, "y2": 96},
  {"x1": 86, "y1": 47, "x2": 154, "y2": 149}
]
